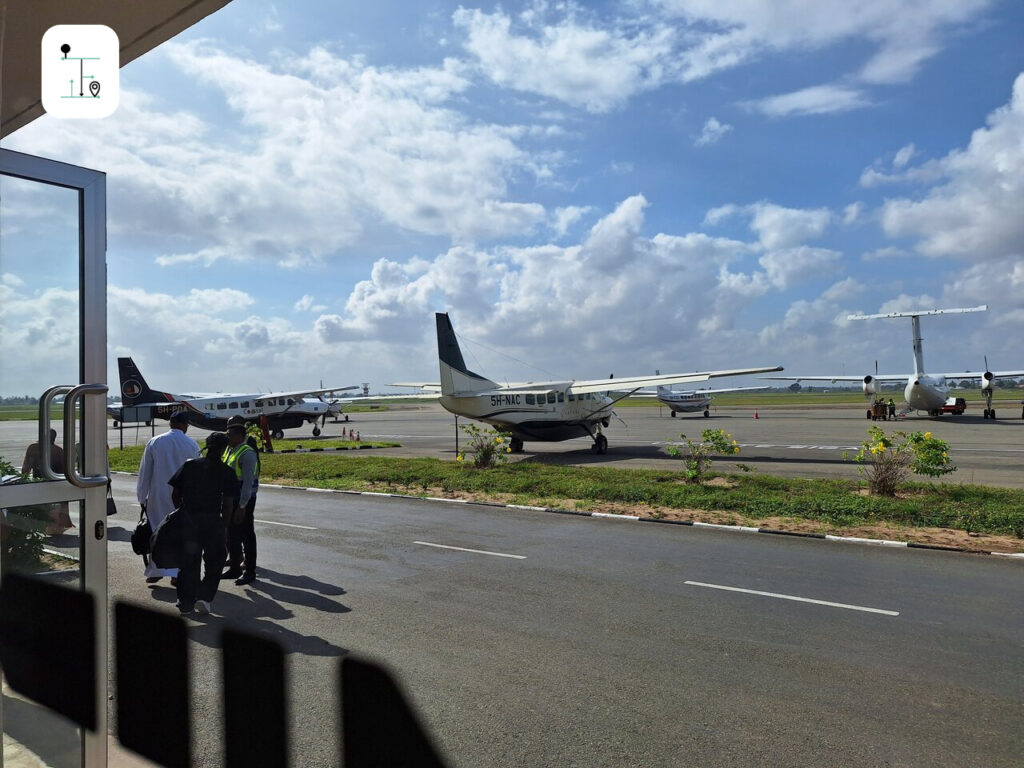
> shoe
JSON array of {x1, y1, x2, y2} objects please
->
[
  {"x1": 194, "y1": 600, "x2": 211, "y2": 615},
  {"x1": 220, "y1": 569, "x2": 243, "y2": 580},
  {"x1": 145, "y1": 577, "x2": 161, "y2": 584},
  {"x1": 170, "y1": 577, "x2": 178, "y2": 587},
  {"x1": 176, "y1": 601, "x2": 194, "y2": 615},
  {"x1": 234, "y1": 572, "x2": 255, "y2": 586}
]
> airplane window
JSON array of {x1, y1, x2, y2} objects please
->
[
  {"x1": 240, "y1": 401, "x2": 249, "y2": 408},
  {"x1": 255, "y1": 400, "x2": 263, "y2": 407},
  {"x1": 287, "y1": 399, "x2": 295, "y2": 405},
  {"x1": 526, "y1": 394, "x2": 535, "y2": 405},
  {"x1": 557, "y1": 393, "x2": 564, "y2": 403},
  {"x1": 547, "y1": 393, "x2": 556, "y2": 404},
  {"x1": 229, "y1": 402, "x2": 238, "y2": 409},
  {"x1": 568, "y1": 393, "x2": 575, "y2": 401},
  {"x1": 216, "y1": 403, "x2": 226, "y2": 410}
]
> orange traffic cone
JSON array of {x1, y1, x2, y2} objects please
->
[{"x1": 754, "y1": 409, "x2": 759, "y2": 419}]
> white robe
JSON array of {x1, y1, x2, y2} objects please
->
[{"x1": 136, "y1": 428, "x2": 200, "y2": 578}]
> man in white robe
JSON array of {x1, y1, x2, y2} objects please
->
[{"x1": 136, "y1": 411, "x2": 200, "y2": 581}]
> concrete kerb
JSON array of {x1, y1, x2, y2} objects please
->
[{"x1": 110, "y1": 472, "x2": 1023, "y2": 559}]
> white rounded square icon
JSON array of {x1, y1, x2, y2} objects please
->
[{"x1": 41, "y1": 25, "x2": 120, "y2": 119}]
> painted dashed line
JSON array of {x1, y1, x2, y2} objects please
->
[
  {"x1": 414, "y1": 541, "x2": 525, "y2": 559},
  {"x1": 684, "y1": 581, "x2": 900, "y2": 616}
]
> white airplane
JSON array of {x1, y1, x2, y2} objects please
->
[
  {"x1": 642, "y1": 384, "x2": 770, "y2": 417},
  {"x1": 429, "y1": 313, "x2": 782, "y2": 453},
  {"x1": 762, "y1": 305, "x2": 1024, "y2": 419},
  {"x1": 116, "y1": 357, "x2": 358, "y2": 438}
]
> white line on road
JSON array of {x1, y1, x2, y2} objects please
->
[
  {"x1": 414, "y1": 541, "x2": 526, "y2": 559},
  {"x1": 255, "y1": 519, "x2": 318, "y2": 530},
  {"x1": 684, "y1": 580, "x2": 899, "y2": 616}
]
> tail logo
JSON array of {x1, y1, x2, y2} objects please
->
[{"x1": 121, "y1": 380, "x2": 142, "y2": 398}]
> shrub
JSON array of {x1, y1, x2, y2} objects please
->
[
  {"x1": 0, "y1": 457, "x2": 50, "y2": 573},
  {"x1": 666, "y1": 428, "x2": 740, "y2": 484},
  {"x1": 846, "y1": 427, "x2": 955, "y2": 497},
  {"x1": 456, "y1": 423, "x2": 512, "y2": 468}
]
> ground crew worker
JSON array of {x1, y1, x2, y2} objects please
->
[
  {"x1": 888, "y1": 398, "x2": 896, "y2": 420},
  {"x1": 220, "y1": 417, "x2": 260, "y2": 586}
]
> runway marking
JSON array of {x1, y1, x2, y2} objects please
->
[
  {"x1": 414, "y1": 541, "x2": 525, "y2": 559},
  {"x1": 255, "y1": 519, "x2": 317, "y2": 530},
  {"x1": 684, "y1": 581, "x2": 899, "y2": 616}
]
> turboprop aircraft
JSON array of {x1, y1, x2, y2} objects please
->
[
  {"x1": 116, "y1": 357, "x2": 358, "y2": 438},
  {"x1": 431, "y1": 313, "x2": 783, "y2": 453},
  {"x1": 762, "y1": 305, "x2": 1024, "y2": 419},
  {"x1": 643, "y1": 385, "x2": 770, "y2": 417}
]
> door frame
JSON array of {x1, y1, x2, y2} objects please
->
[{"x1": 0, "y1": 147, "x2": 108, "y2": 768}]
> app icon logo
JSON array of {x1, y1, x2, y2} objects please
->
[{"x1": 41, "y1": 25, "x2": 120, "y2": 119}]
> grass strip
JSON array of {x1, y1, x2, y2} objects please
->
[{"x1": 107, "y1": 447, "x2": 1024, "y2": 541}]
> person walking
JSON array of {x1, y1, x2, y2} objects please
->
[
  {"x1": 887, "y1": 398, "x2": 897, "y2": 420},
  {"x1": 221, "y1": 418, "x2": 260, "y2": 586},
  {"x1": 137, "y1": 411, "x2": 200, "y2": 583},
  {"x1": 168, "y1": 432, "x2": 237, "y2": 615}
]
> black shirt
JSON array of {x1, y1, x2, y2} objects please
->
[{"x1": 168, "y1": 458, "x2": 238, "y2": 518}]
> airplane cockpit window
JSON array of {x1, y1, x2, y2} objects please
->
[
  {"x1": 568, "y1": 393, "x2": 575, "y2": 401},
  {"x1": 287, "y1": 399, "x2": 295, "y2": 405},
  {"x1": 557, "y1": 393, "x2": 564, "y2": 403}
]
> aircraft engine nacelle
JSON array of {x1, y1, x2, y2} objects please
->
[
  {"x1": 862, "y1": 375, "x2": 876, "y2": 396},
  {"x1": 981, "y1": 371, "x2": 994, "y2": 391}
]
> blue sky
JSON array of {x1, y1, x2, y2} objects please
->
[{"x1": 3, "y1": 0, "x2": 1023, "y2": 395}]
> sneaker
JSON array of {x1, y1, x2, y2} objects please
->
[
  {"x1": 194, "y1": 600, "x2": 211, "y2": 615},
  {"x1": 170, "y1": 577, "x2": 178, "y2": 587},
  {"x1": 234, "y1": 572, "x2": 256, "y2": 586},
  {"x1": 220, "y1": 569, "x2": 243, "y2": 580},
  {"x1": 176, "y1": 601, "x2": 194, "y2": 615},
  {"x1": 145, "y1": 577, "x2": 161, "y2": 584}
]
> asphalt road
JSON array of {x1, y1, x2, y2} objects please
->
[{"x1": 98, "y1": 475, "x2": 1023, "y2": 768}]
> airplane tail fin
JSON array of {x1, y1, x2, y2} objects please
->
[
  {"x1": 435, "y1": 314, "x2": 497, "y2": 396},
  {"x1": 117, "y1": 357, "x2": 175, "y2": 406}
]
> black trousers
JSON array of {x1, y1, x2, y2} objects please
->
[
  {"x1": 177, "y1": 515, "x2": 226, "y2": 605},
  {"x1": 226, "y1": 496, "x2": 257, "y2": 574}
]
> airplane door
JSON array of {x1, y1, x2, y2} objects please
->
[{"x1": 0, "y1": 149, "x2": 109, "y2": 768}]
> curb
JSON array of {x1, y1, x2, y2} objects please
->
[{"x1": 112, "y1": 472, "x2": 1024, "y2": 559}]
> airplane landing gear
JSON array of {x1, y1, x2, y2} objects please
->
[
  {"x1": 271, "y1": 429, "x2": 284, "y2": 440},
  {"x1": 670, "y1": 411, "x2": 676, "y2": 417},
  {"x1": 510, "y1": 436, "x2": 524, "y2": 453},
  {"x1": 703, "y1": 409, "x2": 710, "y2": 418},
  {"x1": 983, "y1": 391, "x2": 995, "y2": 419},
  {"x1": 313, "y1": 426, "x2": 321, "y2": 437},
  {"x1": 592, "y1": 433, "x2": 608, "y2": 454}
]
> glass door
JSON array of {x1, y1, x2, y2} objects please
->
[{"x1": 0, "y1": 148, "x2": 108, "y2": 768}]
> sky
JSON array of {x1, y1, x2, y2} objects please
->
[{"x1": 2, "y1": 0, "x2": 1024, "y2": 397}]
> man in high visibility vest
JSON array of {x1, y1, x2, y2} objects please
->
[{"x1": 220, "y1": 417, "x2": 260, "y2": 586}]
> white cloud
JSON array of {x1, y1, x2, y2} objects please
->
[
  {"x1": 551, "y1": 206, "x2": 592, "y2": 237},
  {"x1": 747, "y1": 203, "x2": 832, "y2": 250},
  {"x1": 842, "y1": 202, "x2": 864, "y2": 225},
  {"x1": 862, "y1": 246, "x2": 910, "y2": 261},
  {"x1": 744, "y1": 84, "x2": 870, "y2": 117},
  {"x1": 892, "y1": 142, "x2": 916, "y2": 168},
  {"x1": 453, "y1": 6, "x2": 678, "y2": 113},
  {"x1": 7, "y1": 41, "x2": 550, "y2": 270},
  {"x1": 293, "y1": 295, "x2": 327, "y2": 313},
  {"x1": 694, "y1": 117, "x2": 733, "y2": 146},
  {"x1": 703, "y1": 204, "x2": 740, "y2": 226},
  {"x1": 880, "y1": 73, "x2": 1024, "y2": 259}
]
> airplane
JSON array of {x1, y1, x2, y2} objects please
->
[
  {"x1": 115, "y1": 357, "x2": 359, "y2": 438},
  {"x1": 640, "y1": 384, "x2": 770, "y2": 417},
  {"x1": 429, "y1": 312, "x2": 783, "y2": 453},
  {"x1": 761, "y1": 305, "x2": 1024, "y2": 419}
]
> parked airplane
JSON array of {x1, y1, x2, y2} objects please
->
[
  {"x1": 431, "y1": 313, "x2": 782, "y2": 453},
  {"x1": 644, "y1": 385, "x2": 770, "y2": 417},
  {"x1": 115, "y1": 357, "x2": 358, "y2": 438},
  {"x1": 762, "y1": 305, "x2": 1024, "y2": 419}
]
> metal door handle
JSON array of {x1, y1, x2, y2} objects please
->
[
  {"x1": 38, "y1": 385, "x2": 73, "y2": 482},
  {"x1": 63, "y1": 383, "x2": 109, "y2": 488}
]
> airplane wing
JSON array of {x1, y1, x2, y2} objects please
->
[
  {"x1": 935, "y1": 370, "x2": 1024, "y2": 380},
  {"x1": 759, "y1": 374, "x2": 908, "y2": 383},
  {"x1": 389, "y1": 382, "x2": 442, "y2": 393},
  {"x1": 258, "y1": 385, "x2": 360, "y2": 400},
  {"x1": 567, "y1": 366, "x2": 783, "y2": 396},
  {"x1": 631, "y1": 385, "x2": 772, "y2": 397}
]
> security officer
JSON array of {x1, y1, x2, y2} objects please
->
[{"x1": 220, "y1": 416, "x2": 260, "y2": 586}]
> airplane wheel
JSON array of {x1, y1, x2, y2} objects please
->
[
  {"x1": 594, "y1": 434, "x2": 608, "y2": 454},
  {"x1": 866, "y1": 410, "x2": 872, "y2": 419},
  {"x1": 113, "y1": 420, "x2": 119, "y2": 428},
  {"x1": 313, "y1": 426, "x2": 321, "y2": 437},
  {"x1": 510, "y1": 437, "x2": 524, "y2": 453},
  {"x1": 272, "y1": 429, "x2": 284, "y2": 440},
  {"x1": 670, "y1": 411, "x2": 676, "y2": 417},
  {"x1": 703, "y1": 409, "x2": 710, "y2": 418}
]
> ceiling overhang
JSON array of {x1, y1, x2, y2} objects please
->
[{"x1": 2, "y1": 0, "x2": 232, "y2": 138}]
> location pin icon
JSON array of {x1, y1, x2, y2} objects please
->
[{"x1": 89, "y1": 80, "x2": 101, "y2": 98}]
